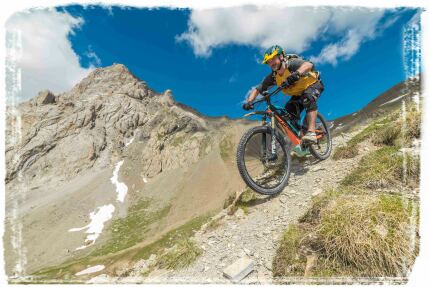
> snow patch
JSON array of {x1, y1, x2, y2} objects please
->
[
  {"x1": 142, "y1": 175, "x2": 148, "y2": 183},
  {"x1": 110, "y1": 160, "x2": 128, "y2": 202},
  {"x1": 334, "y1": 123, "x2": 344, "y2": 130},
  {"x1": 125, "y1": 137, "x2": 134, "y2": 147},
  {"x1": 380, "y1": 94, "x2": 407, "y2": 107},
  {"x1": 69, "y1": 160, "x2": 131, "y2": 251},
  {"x1": 69, "y1": 161, "x2": 130, "y2": 251},
  {"x1": 75, "y1": 265, "x2": 105, "y2": 276},
  {"x1": 87, "y1": 274, "x2": 111, "y2": 283},
  {"x1": 69, "y1": 204, "x2": 115, "y2": 250}
]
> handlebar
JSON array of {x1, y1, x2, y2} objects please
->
[{"x1": 251, "y1": 84, "x2": 287, "y2": 105}]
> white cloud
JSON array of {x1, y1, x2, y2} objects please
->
[
  {"x1": 177, "y1": 6, "x2": 331, "y2": 57},
  {"x1": 85, "y1": 45, "x2": 102, "y2": 66},
  {"x1": 177, "y1": 6, "x2": 387, "y2": 65},
  {"x1": 6, "y1": 8, "x2": 97, "y2": 103},
  {"x1": 310, "y1": 30, "x2": 362, "y2": 65},
  {"x1": 310, "y1": 8, "x2": 385, "y2": 65}
]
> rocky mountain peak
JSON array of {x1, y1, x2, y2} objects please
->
[
  {"x1": 66, "y1": 63, "x2": 153, "y2": 101},
  {"x1": 5, "y1": 63, "x2": 214, "y2": 184},
  {"x1": 86, "y1": 63, "x2": 138, "y2": 83}
]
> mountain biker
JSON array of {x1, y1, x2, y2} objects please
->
[{"x1": 243, "y1": 45, "x2": 324, "y2": 143}]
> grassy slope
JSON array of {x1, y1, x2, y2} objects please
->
[
  {"x1": 272, "y1": 104, "x2": 421, "y2": 279},
  {"x1": 27, "y1": 128, "x2": 245, "y2": 283}
]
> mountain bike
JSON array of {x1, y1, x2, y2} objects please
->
[{"x1": 236, "y1": 85, "x2": 332, "y2": 195}]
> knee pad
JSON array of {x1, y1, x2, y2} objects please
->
[
  {"x1": 303, "y1": 94, "x2": 317, "y2": 111},
  {"x1": 303, "y1": 87, "x2": 321, "y2": 112}
]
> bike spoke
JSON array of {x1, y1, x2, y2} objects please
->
[
  {"x1": 243, "y1": 130, "x2": 288, "y2": 190},
  {"x1": 307, "y1": 115, "x2": 332, "y2": 159}
]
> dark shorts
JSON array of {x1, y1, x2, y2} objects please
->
[{"x1": 284, "y1": 80, "x2": 324, "y2": 120}]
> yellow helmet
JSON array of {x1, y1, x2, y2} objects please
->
[{"x1": 262, "y1": 45, "x2": 285, "y2": 64}]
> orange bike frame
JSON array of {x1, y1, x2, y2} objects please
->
[{"x1": 267, "y1": 109, "x2": 301, "y2": 146}]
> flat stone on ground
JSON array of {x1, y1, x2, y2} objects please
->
[{"x1": 222, "y1": 256, "x2": 254, "y2": 282}]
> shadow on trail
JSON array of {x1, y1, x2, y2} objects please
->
[
  {"x1": 290, "y1": 156, "x2": 322, "y2": 176},
  {"x1": 236, "y1": 156, "x2": 324, "y2": 210},
  {"x1": 238, "y1": 194, "x2": 275, "y2": 208}
]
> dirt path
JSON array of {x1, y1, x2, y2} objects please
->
[{"x1": 110, "y1": 131, "x2": 378, "y2": 284}]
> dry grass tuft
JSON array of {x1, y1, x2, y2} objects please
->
[
  {"x1": 273, "y1": 192, "x2": 419, "y2": 278},
  {"x1": 341, "y1": 146, "x2": 419, "y2": 189},
  {"x1": 332, "y1": 145, "x2": 359, "y2": 160},
  {"x1": 155, "y1": 237, "x2": 202, "y2": 270},
  {"x1": 371, "y1": 123, "x2": 401, "y2": 146},
  {"x1": 272, "y1": 225, "x2": 308, "y2": 277},
  {"x1": 332, "y1": 116, "x2": 390, "y2": 160},
  {"x1": 317, "y1": 194, "x2": 418, "y2": 277},
  {"x1": 371, "y1": 105, "x2": 421, "y2": 147},
  {"x1": 333, "y1": 104, "x2": 421, "y2": 161},
  {"x1": 341, "y1": 147, "x2": 401, "y2": 188}
]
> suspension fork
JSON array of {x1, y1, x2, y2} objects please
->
[
  {"x1": 260, "y1": 112, "x2": 277, "y2": 161},
  {"x1": 270, "y1": 112, "x2": 277, "y2": 155},
  {"x1": 261, "y1": 115, "x2": 267, "y2": 159}
]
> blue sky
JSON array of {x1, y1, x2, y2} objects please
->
[{"x1": 7, "y1": 5, "x2": 421, "y2": 120}]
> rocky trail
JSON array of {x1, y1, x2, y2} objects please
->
[{"x1": 91, "y1": 129, "x2": 378, "y2": 284}]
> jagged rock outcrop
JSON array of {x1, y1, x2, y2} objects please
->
[
  {"x1": 5, "y1": 64, "x2": 211, "y2": 184},
  {"x1": 33, "y1": 90, "x2": 56, "y2": 106}
]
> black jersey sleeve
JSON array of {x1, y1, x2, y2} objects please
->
[
  {"x1": 286, "y1": 58, "x2": 306, "y2": 72},
  {"x1": 286, "y1": 57, "x2": 317, "y2": 74},
  {"x1": 255, "y1": 73, "x2": 276, "y2": 93}
]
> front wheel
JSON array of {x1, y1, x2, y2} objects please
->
[
  {"x1": 236, "y1": 125, "x2": 291, "y2": 195},
  {"x1": 308, "y1": 112, "x2": 332, "y2": 160}
]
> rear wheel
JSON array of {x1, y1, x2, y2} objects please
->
[
  {"x1": 236, "y1": 125, "x2": 291, "y2": 195},
  {"x1": 307, "y1": 113, "x2": 332, "y2": 160}
]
